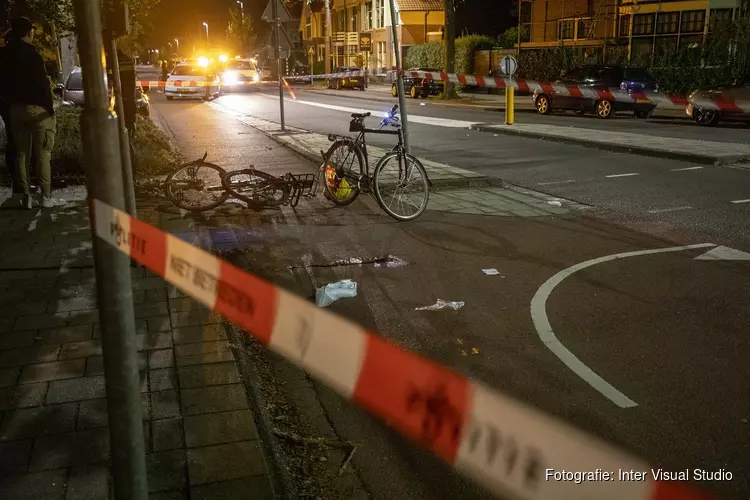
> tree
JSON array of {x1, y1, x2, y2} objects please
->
[
  {"x1": 442, "y1": 0, "x2": 456, "y2": 98},
  {"x1": 497, "y1": 25, "x2": 528, "y2": 49},
  {"x1": 226, "y1": 6, "x2": 254, "y2": 54},
  {"x1": 114, "y1": 0, "x2": 162, "y2": 57}
]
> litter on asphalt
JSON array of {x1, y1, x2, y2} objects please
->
[
  {"x1": 315, "y1": 279, "x2": 358, "y2": 307},
  {"x1": 415, "y1": 299, "x2": 465, "y2": 311},
  {"x1": 547, "y1": 200, "x2": 562, "y2": 206},
  {"x1": 481, "y1": 268, "x2": 504, "y2": 276}
]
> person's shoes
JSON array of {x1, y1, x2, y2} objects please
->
[
  {"x1": 23, "y1": 194, "x2": 33, "y2": 210},
  {"x1": 40, "y1": 196, "x2": 67, "y2": 208}
]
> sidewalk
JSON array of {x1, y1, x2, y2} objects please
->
[
  {"x1": 0, "y1": 189, "x2": 274, "y2": 499},
  {"x1": 471, "y1": 122, "x2": 750, "y2": 165}
]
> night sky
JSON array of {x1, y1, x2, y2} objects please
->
[{"x1": 149, "y1": 0, "x2": 514, "y2": 49}]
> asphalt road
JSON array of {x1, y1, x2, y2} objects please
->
[
  {"x1": 150, "y1": 91, "x2": 750, "y2": 500},
  {"x1": 207, "y1": 87, "x2": 750, "y2": 250}
]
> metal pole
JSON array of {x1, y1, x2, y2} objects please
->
[
  {"x1": 273, "y1": 0, "x2": 285, "y2": 131},
  {"x1": 325, "y1": 0, "x2": 332, "y2": 73},
  {"x1": 109, "y1": 38, "x2": 137, "y2": 220},
  {"x1": 72, "y1": 1, "x2": 147, "y2": 499},
  {"x1": 387, "y1": 0, "x2": 410, "y2": 152}
]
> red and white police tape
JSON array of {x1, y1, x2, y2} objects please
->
[{"x1": 93, "y1": 197, "x2": 715, "y2": 500}]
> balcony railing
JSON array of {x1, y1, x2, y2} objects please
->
[{"x1": 333, "y1": 32, "x2": 360, "y2": 45}]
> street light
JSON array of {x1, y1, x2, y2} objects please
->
[
  {"x1": 237, "y1": 1, "x2": 244, "y2": 21},
  {"x1": 202, "y1": 22, "x2": 209, "y2": 42},
  {"x1": 174, "y1": 38, "x2": 179, "y2": 54}
]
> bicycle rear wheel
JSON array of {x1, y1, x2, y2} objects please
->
[
  {"x1": 222, "y1": 169, "x2": 290, "y2": 207},
  {"x1": 323, "y1": 139, "x2": 363, "y2": 205},
  {"x1": 373, "y1": 151, "x2": 429, "y2": 221},
  {"x1": 164, "y1": 161, "x2": 228, "y2": 211}
]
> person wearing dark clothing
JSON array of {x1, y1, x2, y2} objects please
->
[
  {"x1": 0, "y1": 17, "x2": 64, "y2": 209},
  {"x1": 0, "y1": 34, "x2": 21, "y2": 197}
]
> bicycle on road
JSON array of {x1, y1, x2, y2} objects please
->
[
  {"x1": 163, "y1": 152, "x2": 316, "y2": 212},
  {"x1": 321, "y1": 104, "x2": 430, "y2": 221}
]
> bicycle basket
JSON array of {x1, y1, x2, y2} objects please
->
[{"x1": 349, "y1": 118, "x2": 365, "y2": 132}]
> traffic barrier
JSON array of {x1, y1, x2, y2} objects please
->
[{"x1": 93, "y1": 197, "x2": 717, "y2": 500}]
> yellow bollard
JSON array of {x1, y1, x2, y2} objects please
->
[{"x1": 505, "y1": 87, "x2": 515, "y2": 125}]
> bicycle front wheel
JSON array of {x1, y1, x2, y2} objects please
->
[
  {"x1": 164, "y1": 162, "x2": 228, "y2": 211},
  {"x1": 323, "y1": 139, "x2": 363, "y2": 205},
  {"x1": 373, "y1": 151, "x2": 430, "y2": 221},
  {"x1": 222, "y1": 169, "x2": 290, "y2": 207}
]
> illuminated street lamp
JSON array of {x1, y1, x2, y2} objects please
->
[
  {"x1": 202, "y1": 22, "x2": 209, "y2": 42},
  {"x1": 237, "y1": 1, "x2": 244, "y2": 20},
  {"x1": 174, "y1": 38, "x2": 180, "y2": 54}
]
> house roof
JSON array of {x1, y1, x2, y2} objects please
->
[{"x1": 396, "y1": 0, "x2": 444, "y2": 11}]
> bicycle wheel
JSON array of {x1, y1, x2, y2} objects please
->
[
  {"x1": 373, "y1": 151, "x2": 430, "y2": 221},
  {"x1": 323, "y1": 139, "x2": 364, "y2": 206},
  {"x1": 222, "y1": 169, "x2": 290, "y2": 207},
  {"x1": 164, "y1": 161, "x2": 228, "y2": 211}
]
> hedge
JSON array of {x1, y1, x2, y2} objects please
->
[
  {"x1": 405, "y1": 35, "x2": 494, "y2": 75},
  {"x1": 1, "y1": 106, "x2": 178, "y2": 184}
]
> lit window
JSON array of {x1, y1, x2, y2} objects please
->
[{"x1": 558, "y1": 20, "x2": 574, "y2": 40}]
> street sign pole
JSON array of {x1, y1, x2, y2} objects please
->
[
  {"x1": 386, "y1": 0, "x2": 410, "y2": 152},
  {"x1": 272, "y1": 0, "x2": 285, "y2": 131},
  {"x1": 109, "y1": 37, "x2": 137, "y2": 222},
  {"x1": 73, "y1": 0, "x2": 147, "y2": 499}
]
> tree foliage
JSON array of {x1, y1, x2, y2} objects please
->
[
  {"x1": 226, "y1": 6, "x2": 254, "y2": 54},
  {"x1": 405, "y1": 35, "x2": 494, "y2": 75}
]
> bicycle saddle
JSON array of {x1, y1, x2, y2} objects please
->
[{"x1": 350, "y1": 112, "x2": 371, "y2": 118}]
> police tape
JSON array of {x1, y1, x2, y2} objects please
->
[{"x1": 93, "y1": 197, "x2": 715, "y2": 500}]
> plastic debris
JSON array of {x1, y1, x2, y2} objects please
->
[
  {"x1": 315, "y1": 279, "x2": 357, "y2": 307},
  {"x1": 547, "y1": 200, "x2": 562, "y2": 207},
  {"x1": 373, "y1": 255, "x2": 408, "y2": 268},
  {"x1": 415, "y1": 299, "x2": 465, "y2": 311},
  {"x1": 471, "y1": 347, "x2": 479, "y2": 355},
  {"x1": 481, "y1": 268, "x2": 504, "y2": 276},
  {"x1": 420, "y1": 102, "x2": 426, "y2": 106},
  {"x1": 460, "y1": 350, "x2": 468, "y2": 356},
  {"x1": 493, "y1": 134, "x2": 499, "y2": 137}
]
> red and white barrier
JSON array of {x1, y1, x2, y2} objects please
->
[{"x1": 93, "y1": 197, "x2": 716, "y2": 500}]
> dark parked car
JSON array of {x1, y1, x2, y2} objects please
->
[
  {"x1": 392, "y1": 67, "x2": 444, "y2": 98},
  {"x1": 54, "y1": 67, "x2": 150, "y2": 117},
  {"x1": 687, "y1": 80, "x2": 750, "y2": 126},
  {"x1": 327, "y1": 67, "x2": 365, "y2": 90},
  {"x1": 290, "y1": 65, "x2": 312, "y2": 84},
  {"x1": 532, "y1": 65, "x2": 659, "y2": 119}
]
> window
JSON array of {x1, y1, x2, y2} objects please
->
[
  {"x1": 377, "y1": 0, "x2": 385, "y2": 28},
  {"x1": 654, "y1": 36, "x2": 678, "y2": 58},
  {"x1": 558, "y1": 20, "x2": 574, "y2": 40},
  {"x1": 350, "y1": 6, "x2": 358, "y2": 32},
  {"x1": 172, "y1": 65, "x2": 202, "y2": 76},
  {"x1": 226, "y1": 60, "x2": 255, "y2": 70},
  {"x1": 364, "y1": 2, "x2": 373, "y2": 30},
  {"x1": 305, "y1": 15, "x2": 311, "y2": 39},
  {"x1": 619, "y1": 15, "x2": 631, "y2": 38},
  {"x1": 681, "y1": 10, "x2": 705, "y2": 33},
  {"x1": 656, "y1": 12, "x2": 678, "y2": 34},
  {"x1": 596, "y1": 67, "x2": 622, "y2": 85},
  {"x1": 631, "y1": 38, "x2": 653, "y2": 64},
  {"x1": 337, "y1": 10, "x2": 346, "y2": 32},
  {"x1": 66, "y1": 72, "x2": 83, "y2": 90},
  {"x1": 577, "y1": 19, "x2": 593, "y2": 39},
  {"x1": 560, "y1": 67, "x2": 589, "y2": 82},
  {"x1": 520, "y1": 2, "x2": 531, "y2": 24},
  {"x1": 632, "y1": 14, "x2": 654, "y2": 35}
]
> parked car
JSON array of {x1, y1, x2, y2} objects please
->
[
  {"x1": 54, "y1": 67, "x2": 150, "y2": 117},
  {"x1": 165, "y1": 62, "x2": 220, "y2": 101},
  {"x1": 687, "y1": 80, "x2": 750, "y2": 126},
  {"x1": 532, "y1": 65, "x2": 659, "y2": 119},
  {"x1": 391, "y1": 67, "x2": 444, "y2": 98},
  {"x1": 327, "y1": 67, "x2": 365, "y2": 91},
  {"x1": 290, "y1": 65, "x2": 312, "y2": 84},
  {"x1": 220, "y1": 58, "x2": 261, "y2": 92}
]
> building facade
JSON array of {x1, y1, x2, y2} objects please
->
[
  {"x1": 520, "y1": 0, "x2": 746, "y2": 62},
  {"x1": 299, "y1": 0, "x2": 444, "y2": 74}
]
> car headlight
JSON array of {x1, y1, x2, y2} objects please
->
[
  {"x1": 223, "y1": 71, "x2": 239, "y2": 85},
  {"x1": 253, "y1": 74, "x2": 260, "y2": 82}
]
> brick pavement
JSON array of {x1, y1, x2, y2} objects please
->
[{"x1": 0, "y1": 190, "x2": 274, "y2": 499}]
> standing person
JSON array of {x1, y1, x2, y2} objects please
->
[
  {"x1": 0, "y1": 28, "x2": 21, "y2": 204},
  {"x1": 0, "y1": 17, "x2": 64, "y2": 208}
]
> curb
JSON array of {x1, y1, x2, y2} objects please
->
[
  {"x1": 470, "y1": 123, "x2": 750, "y2": 166},
  {"x1": 237, "y1": 118, "x2": 505, "y2": 191}
]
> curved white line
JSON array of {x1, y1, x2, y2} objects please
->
[{"x1": 530, "y1": 242, "x2": 716, "y2": 409}]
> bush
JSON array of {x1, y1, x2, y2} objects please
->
[
  {"x1": 1, "y1": 105, "x2": 177, "y2": 183},
  {"x1": 405, "y1": 35, "x2": 494, "y2": 75}
]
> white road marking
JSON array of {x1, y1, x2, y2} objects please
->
[
  {"x1": 647, "y1": 206, "x2": 693, "y2": 214},
  {"x1": 256, "y1": 93, "x2": 478, "y2": 128},
  {"x1": 537, "y1": 180, "x2": 575, "y2": 186},
  {"x1": 730, "y1": 199, "x2": 750, "y2": 204},
  {"x1": 694, "y1": 245, "x2": 750, "y2": 261},
  {"x1": 530, "y1": 242, "x2": 716, "y2": 409},
  {"x1": 671, "y1": 166, "x2": 704, "y2": 171},
  {"x1": 605, "y1": 173, "x2": 639, "y2": 178}
]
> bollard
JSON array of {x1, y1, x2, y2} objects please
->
[{"x1": 505, "y1": 87, "x2": 514, "y2": 125}]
